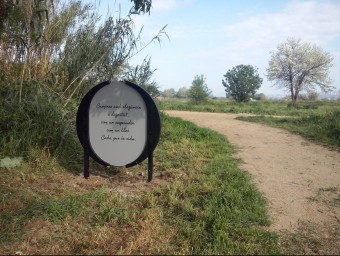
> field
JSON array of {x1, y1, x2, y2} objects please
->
[
  {"x1": 158, "y1": 98, "x2": 340, "y2": 115},
  {"x1": 1, "y1": 98, "x2": 339, "y2": 254},
  {"x1": 159, "y1": 99, "x2": 340, "y2": 148}
]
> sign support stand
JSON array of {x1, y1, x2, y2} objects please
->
[
  {"x1": 84, "y1": 148, "x2": 90, "y2": 179},
  {"x1": 147, "y1": 152, "x2": 153, "y2": 182}
]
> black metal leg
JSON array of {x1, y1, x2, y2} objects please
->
[
  {"x1": 84, "y1": 149, "x2": 90, "y2": 179},
  {"x1": 147, "y1": 152, "x2": 153, "y2": 182}
]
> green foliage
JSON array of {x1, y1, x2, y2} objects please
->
[
  {"x1": 0, "y1": 0, "x2": 167, "y2": 107},
  {"x1": 188, "y1": 74, "x2": 212, "y2": 104},
  {"x1": 222, "y1": 64, "x2": 263, "y2": 102},
  {"x1": 58, "y1": 2, "x2": 149, "y2": 103},
  {"x1": 123, "y1": 57, "x2": 160, "y2": 96},
  {"x1": 0, "y1": 0, "x2": 167, "y2": 163},
  {"x1": 0, "y1": 86, "x2": 71, "y2": 159},
  {"x1": 130, "y1": 0, "x2": 152, "y2": 14},
  {"x1": 287, "y1": 101, "x2": 323, "y2": 110}
]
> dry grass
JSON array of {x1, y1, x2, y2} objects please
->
[
  {"x1": 279, "y1": 187, "x2": 340, "y2": 255},
  {"x1": 0, "y1": 160, "x2": 172, "y2": 255},
  {"x1": 280, "y1": 220, "x2": 340, "y2": 255}
]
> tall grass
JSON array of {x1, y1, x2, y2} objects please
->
[
  {"x1": 0, "y1": 0, "x2": 167, "y2": 164},
  {"x1": 0, "y1": 86, "x2": 69, "y2": 158}
]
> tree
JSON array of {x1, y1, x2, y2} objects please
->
[
  {"x1": 162, "y1": 88, "x2": 176, "y2": 98},
  {"x1": 123, "y1": 57, "x2": 160, "y2": 96},
  {"x1": 254, "y1": 93, "x2": 267, "y2": 101},
  {"x1": 266, "y1": 38, "x2": 334, "y2": 102},
  {"x1": 176, "y1": 86, "x2": 188, "y2": 98},
  {"x1": 307, "y1": 91, "x2": 319, "y2": 101},
  {"x1": 188, "y1": 74, "x2": 211, "y2": 104},
  {"x1": 222, "y1": 65, "x2": 262, "y2": 102}
]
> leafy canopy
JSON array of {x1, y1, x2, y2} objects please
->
[
  {"x1": 188, "y1": 75, "x2": 212, "y2": 104},
  {"x1": 266, "y1": 38, "x2": 334, "y2": 102},
  {"x1": 222, "y1": 65, "x2": 262, "y2": 102}
]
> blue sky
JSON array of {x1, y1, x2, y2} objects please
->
[{"x1": 89, "y1": 0, "x2": 340, "y2": 98}]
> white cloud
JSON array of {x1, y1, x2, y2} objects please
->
[
  {"x1": 152, "y1": 0, "x2": 195, "y2": 12},
  {"x1": 194, "y1": 0, "x2": 340, "y2": 95},
  {"x1": 131, "y1": 0, "x2": 340, "y2": 96},
  {"x1": 223, "y1": 1, "x2": 340, "y2": 49},
  {"x1": 152, "y1": 0, "x2": 177, "y2": 11}
]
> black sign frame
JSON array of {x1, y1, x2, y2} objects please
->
[{"x1": 76, "y1": 80, "x2": 161, "y2": 182}]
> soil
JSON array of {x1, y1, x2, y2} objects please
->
[{"x1": 165, "y1": 110, "x2": 340, "y2": 254}]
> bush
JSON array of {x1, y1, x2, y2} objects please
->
[{"x1": 0, "y1": 85, "x2": 74, "y2": 160}]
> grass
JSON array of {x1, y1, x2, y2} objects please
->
[
  {"x1": 2, "y1": 94, "x2": 337, "y2": 254},
  {"x1": 158, "y1": 98, "x2": 340, "y2": 116},
  {"x1": 279, "y1": 218, "x2": 340, "y2": 255},
  {"x1": 237, "y1": 110, "x2": 340, "y2": 148},
  {"x1": 160, "y1": 99, "x2": 340, "y2": 148},
  {"x1": 145, "y1": 114, "x2": 279, "y2": 254},
  {"x1": 0, "y1": 113, "x2": 281, "y2": 255},
  {"x1": 0, "y1": 86, "x2": 74, "y2": 160}
]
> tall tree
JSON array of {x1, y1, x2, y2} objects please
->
[
  {"x1": 188, "y1": 74, "x2": 211, "y2": 104},
  {"x1": 222, "y1": 65, "x2": 262, "y2": 102},
  {"x1": 266, "y1": 38, "x2": 334, "y2": 102}
]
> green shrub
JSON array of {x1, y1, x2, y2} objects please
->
[{"x1": 0, "y1": 86, "x2": 73, "y2": 160}]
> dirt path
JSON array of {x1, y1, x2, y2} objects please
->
[{"x1": 165, "y1": 110, "x2": 340, "y2": 254}]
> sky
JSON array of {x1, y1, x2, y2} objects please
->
[{"x1": 88, "y1": 0, "x2": 340, "y2": 98}]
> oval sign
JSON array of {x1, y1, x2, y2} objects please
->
[
  {"x1": 89, "y1": 82, "x2": 147, "y2": 166},
  {"x1": 76, "y1": 80, "x2": 161, "y2": 180}
]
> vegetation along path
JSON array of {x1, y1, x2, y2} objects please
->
[{"x1": 165, "y1": 110, "x2": 340, "y2": 253}]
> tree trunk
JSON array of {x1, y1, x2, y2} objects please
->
[
  {"x1": 294, "y1": 93, "x2": 298, "y2": 102},
  {"x1": 289, "y1": 68, "x2": 295, "y2": 102},
  {"x1": 290, "y1": 83, "x2": 295, "y2": 102}
]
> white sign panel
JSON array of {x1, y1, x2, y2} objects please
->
[{"x1": 88, "y1": 82, "x2": 147, "y2": 166}]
